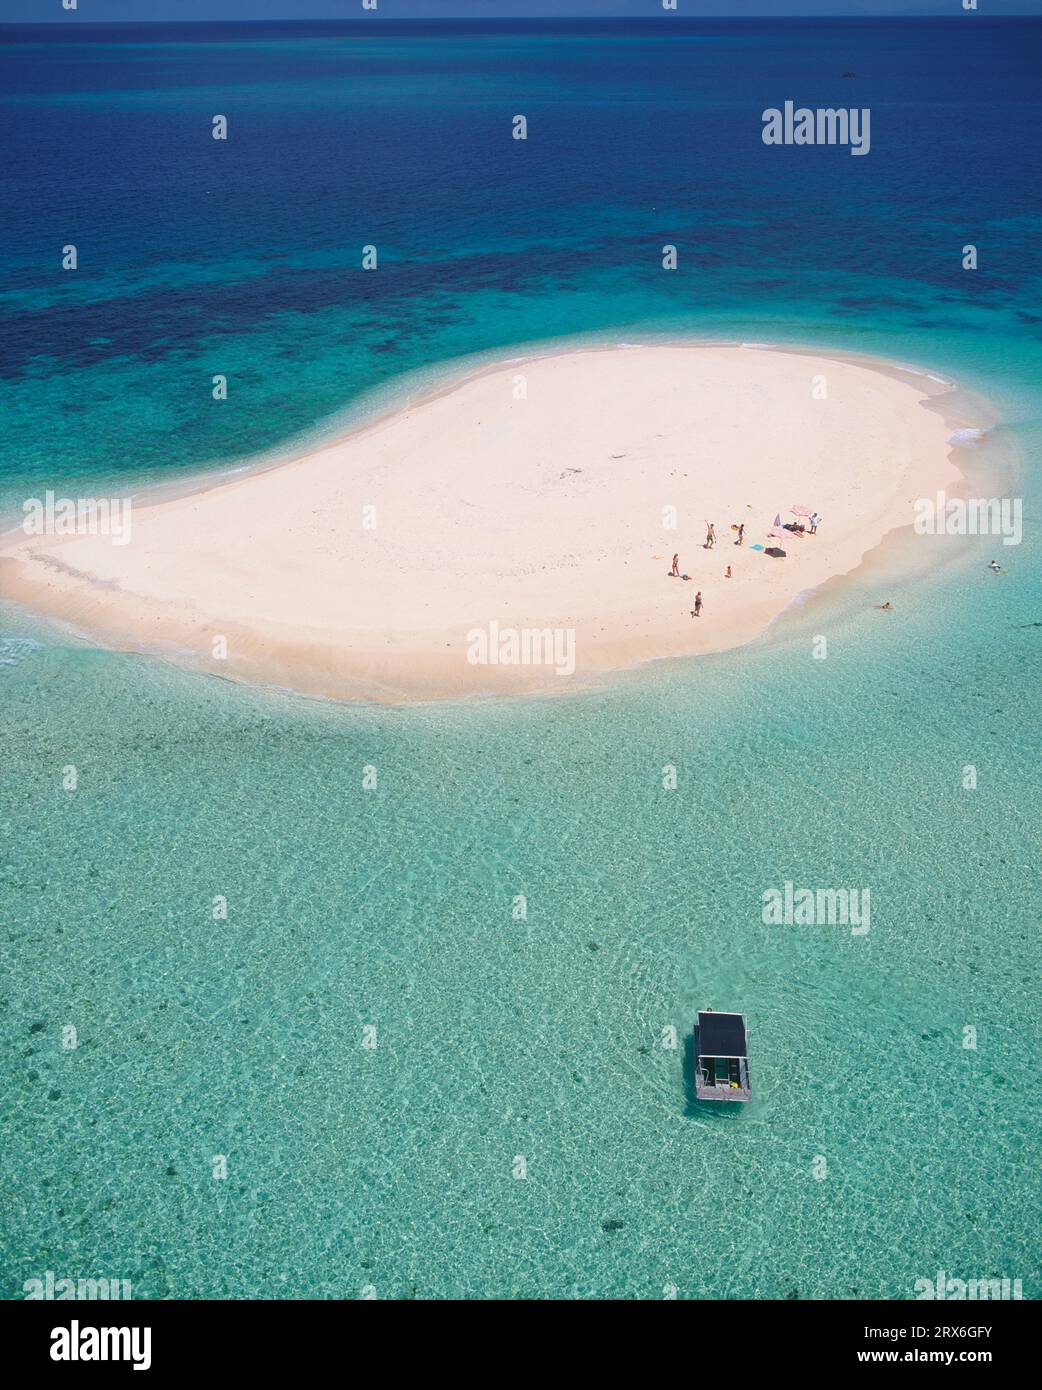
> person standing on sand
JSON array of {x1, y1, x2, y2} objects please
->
[
  {"x1": 692, "y1": 591, "x2": 703, "y2": 617},
  {"x1": 810, "y1": 513, "x2": 820, "y2": 534},
  {"x1": 705, "y1": 523, "x2": 716, "y2": 549},
  {"x1": 736, "y1": 523, "x2": 745, "y2": 546},
  {"x1": 671, "y1": 553, "x2": 680, "y2": 576}
]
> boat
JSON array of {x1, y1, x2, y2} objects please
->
[{"x1": 694, "y1": 1010, "x2": 751, "y2": 1102}]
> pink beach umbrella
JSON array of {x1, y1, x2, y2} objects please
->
[{"x1": 791, "y1": 505, "x2": 814, "y2": 518}]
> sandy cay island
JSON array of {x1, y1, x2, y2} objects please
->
[{"x1": 0, "y1": 345, "x2": 962, "y2": 701}]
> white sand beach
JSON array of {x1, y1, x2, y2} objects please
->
[{"x1": 0, "y1": 344, "x2": 963, "y2": 701}]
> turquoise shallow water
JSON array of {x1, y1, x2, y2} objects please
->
[
  {"x1": 2, "y1": 18, "x2": 1041, "y2": 1299},
  {"x1": 3, "y1": 489, "x2": 1040, "y2": 1299}
]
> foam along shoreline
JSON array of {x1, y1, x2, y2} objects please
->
[{"x1": 0, "y1": 344, "x2": 966, "y2": 703}]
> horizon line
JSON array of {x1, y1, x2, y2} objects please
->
[{"x1": 3, "y1": 12, "x2": 1037, "y2": 21}]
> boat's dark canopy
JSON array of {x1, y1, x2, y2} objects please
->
[{"x1": 697, "y1": 1012, "x2": 747, "y2": 1058}]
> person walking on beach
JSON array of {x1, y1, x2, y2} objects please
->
[
  {"x1": 705, "y1": 522, "x2": 716, "y2": 549},
  {"x1": 736, "y1": 523, "x2": 745, "y2": 546},
  {"x1": 691, "y1": 591, "x2": 703, "y2": 618},
  {"x1": 671, "y1": 553, "x2": 680, "y2": 576}
]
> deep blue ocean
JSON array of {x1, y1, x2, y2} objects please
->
[{"x1": 1, "y1": 17, "x2": 1040, "y2": 1300}]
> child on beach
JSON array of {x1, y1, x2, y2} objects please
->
[
  {"x1": 725, "y1": 565, "x2": 732, "y2": 579},
  {"x1": 691, "y1": 591, "x2": 703, "y2": 617}
]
